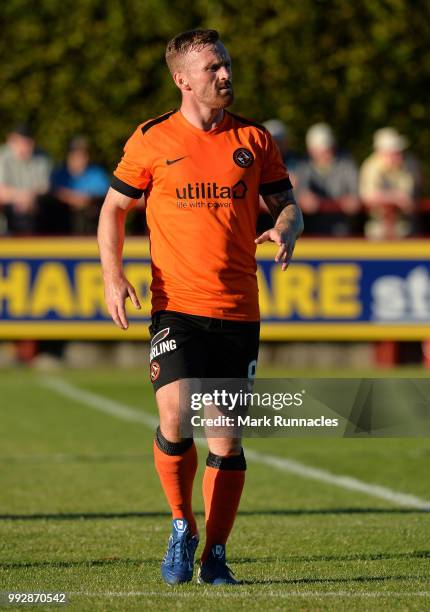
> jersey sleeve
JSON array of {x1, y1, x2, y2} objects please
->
[
  {"x1": 259, "y1": 131, "x2": 293, "y2": 196},
  {"x1": 111, "y1": 126, "x2": 152, "y2": 198}
]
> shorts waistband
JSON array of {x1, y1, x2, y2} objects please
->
[{"x1": 152, "y1": 310, "x2": 259, "y2": 329}]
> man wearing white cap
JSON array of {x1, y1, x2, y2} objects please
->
[
  {"x1": 295, "y1": 123, "x2": 360, "y2": 235},
  {"x1": 359, "y1": 127, "x2": 419, "y2": 239}
]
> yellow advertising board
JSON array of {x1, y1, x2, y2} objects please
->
[{"x1": 1, "y1": 238, "x2": 430, "y2": 340}]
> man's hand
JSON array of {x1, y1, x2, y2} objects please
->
[
  {"x1": 55, "y1": 187, "x2": 91, "y2": 210},
  {"x1": 12, "y1": 189, "x2": 35, "y2": 213},
  {"x1": 98, "y1": 187, "x2": 141, "y2": 329},
  {"x1": 363, "y1": 190, "x2": 414, "y2": 214},
  {"x1": 255, "y1": 227, "x2": 296, "y2": 271},
  {"x1": 104, "y1": 275, "x2": 141, "y2": 330},
  {"x1": 259, "y1": 188, "x2": 304, "y2": 271},
  {"x1": 338, "y1": 194, "x2": 361, "y2": 214},
  {"x1": 298, "y1": 190, "x2": 320, "y2": 214}
]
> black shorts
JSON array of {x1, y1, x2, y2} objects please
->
[{"x1": 149, "y1": 310, "x2": 260, "y2": 392}]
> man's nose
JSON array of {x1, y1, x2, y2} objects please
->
[{"x1": 218, "y1": 65, "x2": 231, "y2": 80}]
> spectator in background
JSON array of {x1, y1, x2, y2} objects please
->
[
  {"x1": 0, "y1": 124, "x2": 51, "y2": 234},
  {"x1": 39, "y1": 136, "x2": 109, "y2": 234},
  {"x1": 295, "y1": 123, "x2": 361, "y2": 236},
  {"x1": 257, "y1": 119, "x2": 302, "y2": 233},
  {"x1": 263, "y1": 119, "x2": 301, "y2": 177},
  {"x1": 359, "y1": 128, "x2": 419, "y2": 239}
]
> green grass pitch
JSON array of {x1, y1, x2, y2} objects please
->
[{"x1": 0, "y1": 366, "x2": 429, "y2": 611}]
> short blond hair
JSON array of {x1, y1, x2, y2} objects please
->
[{"x1": 165, "y1": 29, "x2": 220, "y2": 75}]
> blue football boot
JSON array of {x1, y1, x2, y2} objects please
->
[
  {"x1": 161, "y1": 518, "x2": 199, "y2": 585},
  {"x1": 197, "y1": 544, "x2": 239, "y2": 585}
]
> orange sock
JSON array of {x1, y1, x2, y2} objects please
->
[
  {"x1": 201, "y1": 450, "x2": 246, "y2": 562},
  {"x1": 153, "y1": 427, "x2": 198, "y2": 536}
]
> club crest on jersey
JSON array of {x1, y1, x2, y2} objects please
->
[
  {"x1": 233, "y1": 147, "x2": 254, "y2": 168},
  {"x1": 150, "y1": 361, "x2": 160, "y2": 382}
]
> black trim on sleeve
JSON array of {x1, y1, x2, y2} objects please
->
[
  {"x1": 226, "y1": 111, "x2": 266, "y2": 131},
  {"x1": 259, "y1": 177, "x2": 293, "y2": 196},
  {"x1": 141, "y1": 110, "x2": 177, "y2": 136},
  {"x1": 206, "y1": 448, "x2": 247, "y2": 471},
  {"x1": 111, "y1": 175, "x2": 144, "y2": 199}
]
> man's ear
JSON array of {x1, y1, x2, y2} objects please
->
[{"x1": 173, "y1": 71, "x2": 191, "y2": 91}]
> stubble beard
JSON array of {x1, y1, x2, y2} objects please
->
[
  {"x1": 201, "y1": 86, "x2": 234, "y2": 109},
  {"x1": 216, "y1": 89, "x2": 234, "y2": 108}
]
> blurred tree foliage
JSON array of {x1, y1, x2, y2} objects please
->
[{"x1": 1, "y1": 0, "x2": 429, "y2": 179}]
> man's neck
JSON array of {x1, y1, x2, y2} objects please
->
[{"x1": 180, "y1": 100, "x2": 224, "y2": 131}]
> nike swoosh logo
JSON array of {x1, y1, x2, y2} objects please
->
[{"x1": 166, "y1": 156, "x2": 187, "y2": 165}]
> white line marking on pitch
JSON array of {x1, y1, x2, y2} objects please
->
[
  {"x1": 243, "y1": 449, "x2": 430, "y2": 510},
  {"x1": 40, "y1": 377, "x2": 430, "y2": 511},
  {"x1": 41, "y1": 377, "x2": 159, "y2": 429},
  {"x1": 69, "y1": 591, "x2": 430, "y2": 599}
]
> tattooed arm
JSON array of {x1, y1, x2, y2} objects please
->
[{"x1": 256, "y1": 189, "x2": 304, "y2": 271}]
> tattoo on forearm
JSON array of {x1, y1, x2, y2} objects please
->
[
  {"x1": 263, "y1": 189, "x2": 303, "y2": 236},
  {"x1": 263, "y1": 189, "x2": 296, "y2": 219}
]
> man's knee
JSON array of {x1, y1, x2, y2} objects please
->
[
  {"x1": 156, "y1": 380, "x2": 184, "y2": 442},
  {"x1": 206, "y1": 438, "x2": 243, "y2": 457}
]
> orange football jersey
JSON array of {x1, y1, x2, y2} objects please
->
[{"x1": 112, "y1": 110, "x2": 291, "y2": 321}]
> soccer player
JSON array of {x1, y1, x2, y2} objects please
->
[{"x1": 98, "y1": 29, "x2": 303, "y2": 585}]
